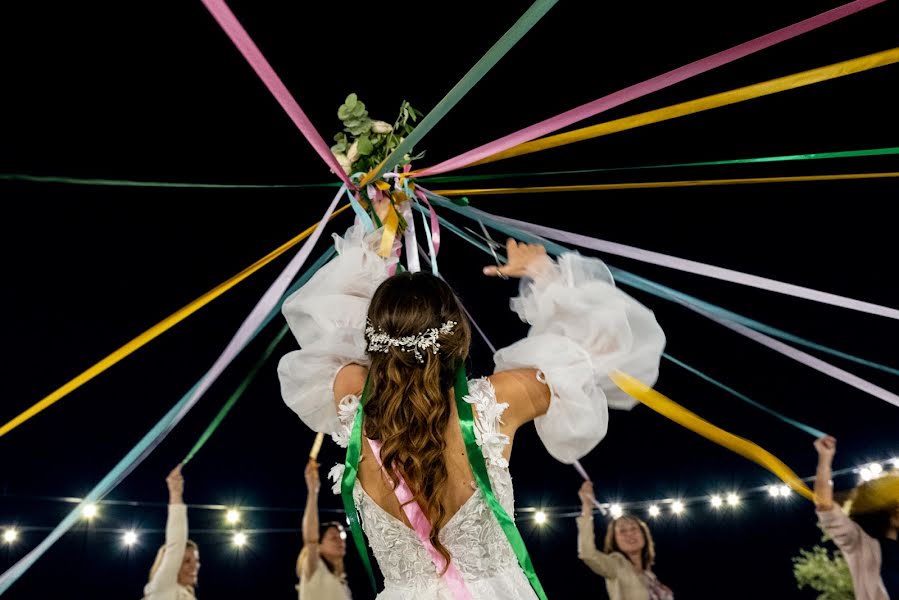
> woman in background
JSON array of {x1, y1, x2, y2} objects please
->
[
  {"x1": 297, "y1": 460, "x2": 351, "y2": 600},
  {"x1": 144, "y1": 464, "x2": 200, "y2": 600},
  {"x1": 577, "y1": 481, "x2": 673, "y2": 600},
  {"x1": 814, "y1": 435, "x2": 898, "y2": 600}
]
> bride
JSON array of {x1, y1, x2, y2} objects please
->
[{"x1": 278, "y1": 209, "x2": 664, "y2": 599}]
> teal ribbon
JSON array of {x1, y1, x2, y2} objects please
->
[
  {"x1": 0, "y1": 246, "x2": 340, "y2": 594},
  {"x1": 182, "y1": 324, "x2": 292, "y2": 464},
  {"x1": 368, "y1": 0, "x2": 558, "y2": 181},
  {"x1": 613, "y1": 271, "x2": 899, "y2": 378},
  {"x1": 423, "y1": 190, "x2": 899, "y2": 378},
  {"x1": 418, "y1": 146, "x2": 899, "y2": 184},
  {"x1": 340, "y1": 364, "x2": 547, "y2": 598},
  {"x1": 5, "y1": 147, "x2": 897, "y2": 190},
  {"x1": 420, "y1": 193, "x2": 862, "y2": 439},
  {"x1": 346, "y1": 188, "x2": 375, "y2": 233},
  {"x1": 663, "y1": 353, "x2": 827, "y2": 438},
  {"x1": 0, "y1": 173, "x2": 342, "y2": 188}
]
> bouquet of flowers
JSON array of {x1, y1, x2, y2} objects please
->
[{"x1": 330, "y1": 93, "x2": 425, "y2": 177}]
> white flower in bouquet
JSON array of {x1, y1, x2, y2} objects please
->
[
  {"x1": 346, "y1": 140, "x2": 360, "y2": 163},
  {"x1": 371, "y1": 120, "x2": 393, "y2": 134},
  {"x1": 333, "y1": 151, "x2": 352, "y2": 175}
]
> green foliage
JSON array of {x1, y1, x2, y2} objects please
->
[
  {"x1": 793, "y1": 542, "x2": 854, "y2": 600},
  {"x1": 330, "y1": 94, "x2": 426, "y2": 176}
]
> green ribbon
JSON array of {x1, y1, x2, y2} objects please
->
[
  {"x1": 340, "y1": 364, "x2": 547, "y2": 599},
  {"x1": 182, "y1": 324, "x2": 291, "y2": 464},
  {"x1": 4, "y1": 146, "x2": 896, "y2": 190},
  {"x1": 341, "y1": 377, "x2": 378, "y2": 593},
  {"x1": 418, "y1": 146, "x2": 899, "y2": 183},
  {"x1": 452, "y1": 364, "x2": 548, "y2": 599},
  {"x1": 0, "y1": 173, "x2": 341, "y2": 188}
]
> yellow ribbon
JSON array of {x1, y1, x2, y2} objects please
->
[
  {"x1": 609, "y1": 370, "x2": 815, "y2": 502},
  {"x1": 378, "y1": 201, "x2": 400, "y2": 257},
  {"x1": 431, "y1": 172, "x2": 899, "y2": 196},
  {"x1": 468, "y1": 47, "x2": 899, "y2": 166},
  {"x1": 310, "y1": 431, "x2": 325, "y2": 462},
  {"x1": 0, "y1": 204, "x2": 350, "y2": 439}
]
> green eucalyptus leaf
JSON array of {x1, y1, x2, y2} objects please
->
[{"x1": 357, "y1": 136, "x2": 374, "y2": 155}]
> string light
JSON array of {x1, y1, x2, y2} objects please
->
[{"x1": 4, "y1": 454, "x2": 894, "y2": 551}]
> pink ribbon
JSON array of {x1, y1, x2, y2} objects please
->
[
  {"x1": 415, "y1": 189, "x2": 441, "y2": 255},
  {"x1": 474, "y1": 208, "x2": 899, "y2": 321},
  {"x1": 200, "y1": 0, "x2": 354, "y2": 187},
  {"x1": 416, "y1": 0, "x2": 884, "y2": 176},
  {"x1": 366, "y1": 438, "x2": 473, "y2": 600}
]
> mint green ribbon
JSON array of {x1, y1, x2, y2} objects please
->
[
  {"x1": 340, "y1": 364, "x2": 547, "y2": 598},
  {"x1": 367, "y1": 0, "x2": 558, "y2": 181}
]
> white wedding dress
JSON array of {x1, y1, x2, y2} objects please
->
[{"x1": 278, "y1": 225, "x2": 665, "y2": 599}]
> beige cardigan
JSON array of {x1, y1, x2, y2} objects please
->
[
  {"x1": 297, "y1": 558, "x2": 352, "y2": 600},
  {"x1": 818, "y1": 505, "x2": 888, "y2": 600},
  {"x1": 143, "y1": 504, "x2": 196, "y2": 600},
  {"x1": 577, "y1": 515, "x2": 662, "y2": 600}
]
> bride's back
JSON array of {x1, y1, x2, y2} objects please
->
[{"x1": 354, "y1": 272, "x2": 475, "y2": 561}]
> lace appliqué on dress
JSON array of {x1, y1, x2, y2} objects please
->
[{"x1": 331, "y1": 379, "x2": 529, "y2": 596}]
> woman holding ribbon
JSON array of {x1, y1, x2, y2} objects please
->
[
  {"x1": 296, "y1": 459, "x2": 352, "y2": 599},
  {"x1": 814, "y1": 435, "x2": 899, "y2": 600},
  {"x1": 575, "y1": 481, "x2": 673, "y2": 600},
  {"x1": 143, "y1": 464, "x2": 200, "y2": 600},
  {"x1": 277, "y1": 201, "x2": 665, "y2": 599}
]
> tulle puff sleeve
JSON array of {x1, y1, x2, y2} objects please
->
[
  {"x1": 277, "y1": 224, "x2": 397, "y2": 433},
  {"x1": 493, "y1": 253, "x2": 665, "y2": 463}
]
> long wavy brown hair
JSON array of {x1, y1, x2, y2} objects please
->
[
  {"x1": 363, "y1": 272, "x2": 471, "y2": 569},
  {"x1": 603, "y1": 515, "x2": 656, "y2": 570}
]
